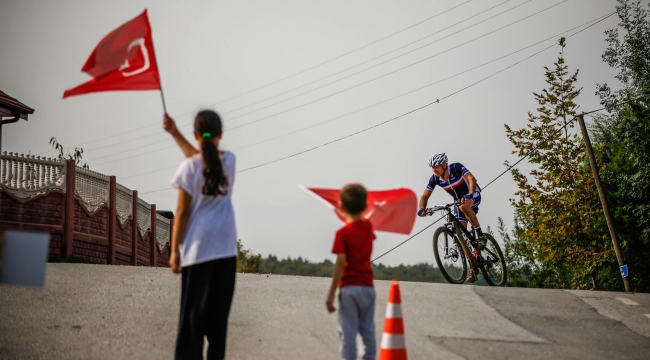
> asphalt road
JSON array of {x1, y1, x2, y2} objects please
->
[{"x1": 1, "y1": 264, "x2": 649, "y2": 359}]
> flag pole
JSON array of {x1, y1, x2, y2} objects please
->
[
  {"x1": 158, "y1": 84, "x2": 168, "y2": 114},
  {"x1": 146, "y1": 9, "x2": 167, "y2": 114},
  {"x1": 152, "y1": 50, "x2": 167, "y2": 114}
]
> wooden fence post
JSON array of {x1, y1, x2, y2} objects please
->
[
  {"x1": 63, "y1": 159, "x2": 75, "y2": 257},
  {"x1": 131, "y1": 190, "x2": 138, "y2": 266},
  {"x1": 108, "y1": 176, "x2": 116, "y2": 264},
  {"x1": 150, "y1": 204, "x2": 157, "y2": 267}
]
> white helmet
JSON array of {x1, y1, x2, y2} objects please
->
[{"x1": 428, "y1": 153, "x2": 448, "y2": 167}]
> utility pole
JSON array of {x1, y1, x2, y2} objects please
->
[{"x1": 577, "y1": 115, "x2": 631, "y2": 293}]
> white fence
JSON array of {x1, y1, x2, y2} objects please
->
[{"x1": 0, "y1": 151, "x2": 66, "y2": 198}]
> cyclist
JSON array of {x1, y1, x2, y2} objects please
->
[{"x1": 417, "y1": 153, "x2": 486, "y2": 283}]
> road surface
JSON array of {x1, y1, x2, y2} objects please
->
[{"x1": 1, "y1": 263, "x2": 649, "y2": 359}]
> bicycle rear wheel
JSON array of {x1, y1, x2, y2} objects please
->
[
  {"x1": 433, "y1": 226, "x2": 467, "y2": 284},
  {"x1": 479, "y1": 234, "x2": 507, "y2": 286}
]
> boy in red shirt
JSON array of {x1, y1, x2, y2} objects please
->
[{"x1": 326, "y1": 183, "x2": 377, "y2": 360}]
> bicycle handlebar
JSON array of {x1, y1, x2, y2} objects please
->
[{"x1": 424, "y1": 199, "x2": 463, "y2": 216}]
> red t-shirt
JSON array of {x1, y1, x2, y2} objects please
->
[{"x1": 331, "y1": 219, "x2": 376, "y2": 288}]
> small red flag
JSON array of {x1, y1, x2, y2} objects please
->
[
  {"x1": 303, "y1": 187, "x2": 418, "y2": 235},
  {"x1": 63, "y1": 10, "x2": 161, "y2": 99}
]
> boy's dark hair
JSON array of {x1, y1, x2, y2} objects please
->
[
  {"x1": 195, "y1": 110, "x2": 228, "y2": 196},
  {"x1": 340, "y1": 183, "x2": 367, "y2": 215}
]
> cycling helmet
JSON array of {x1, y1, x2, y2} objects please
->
[{"x1": 428, "y1": 153, "x2": 448, "y2": 167}]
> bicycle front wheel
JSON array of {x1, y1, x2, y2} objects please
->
[
  {"x1": 433, "y1": 226, "x2": 467, "y2": 284},
  {"x1": 479, "y1": 234, "x2": 507, "y2": 286}
]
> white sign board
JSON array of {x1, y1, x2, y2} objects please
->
[{"x1": 0, "y1": 230, "x2": 50, "y2": 287}]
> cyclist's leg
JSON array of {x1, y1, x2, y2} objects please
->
[
  {"x1": 452, "y1": 205, "x2": 469, "y2": 228},
  {"x1": 453, "y1": 205, "x2": 478, "y2": 283},
  {"x1": 460, "y1": 192, "x2": 486, "y2": 249},
  {"x1": 459, "y1": 191, "x2": 481, "y2": 228}
]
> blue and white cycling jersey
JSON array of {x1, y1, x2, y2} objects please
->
[{"x1": 425, "y1": 162, "x2": 481, "y2": 201}]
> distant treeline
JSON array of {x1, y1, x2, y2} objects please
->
[
  {"x1": 236, "y1": 241, "x2": 487, "y2": 284},
  {"x1": 262, "y1": 255, "x2": 448, "y2": 283}
]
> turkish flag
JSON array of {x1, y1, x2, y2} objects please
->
[
  {"x1": 304, "y1": 187, "x2": 418, "y2": 235},
  {"x1": 63, "y1": 10, "x2": 161, "y2": 99}
]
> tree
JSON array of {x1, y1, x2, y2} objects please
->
[
  {"x1": 503, "y1": 38, "x2": 615, "y2": 289},
  {"x1": 590, "y1": 0, "x2": 650, "y2": 292},
  {"x1": 49, "y1": 137, "x2": 89, "y2": 169},
  {"x1": 236, "y1": 239, "x2": 262, "y2": 273}
]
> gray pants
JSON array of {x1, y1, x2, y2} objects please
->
[{"x1": 338, "y1": 286, "x2": 377, "y2": 360}]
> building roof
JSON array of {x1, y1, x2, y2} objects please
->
[{"x1": 0, "y1": 90, "x2": 35, "y2": 120}]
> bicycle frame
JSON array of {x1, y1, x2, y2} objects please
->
[
  {"x1": 431, "y1": 202, "x2": 480, "y2": 267},
  {"x1": 429, "y1": 201, "x2": 507, "y2": 286}
]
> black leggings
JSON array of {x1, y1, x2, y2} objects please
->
[{"x1": 175, "y1": 256, "x2": 236, "y2": 360}]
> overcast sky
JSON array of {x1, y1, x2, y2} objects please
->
[{"x1": 0, "y1": 0, "x2": 632, "y2": 266}]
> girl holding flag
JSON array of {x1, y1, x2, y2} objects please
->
[{"x1": 165, "y1": 111, "x2": 237, "y2": 360}]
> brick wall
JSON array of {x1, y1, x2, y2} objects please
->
[
  {"x1": 115, "y1": 220, "x2": 133, "y2": 265},
  {"x1": 73, "y1": 200, "x2": 108, "y2": 237},
  {"x1": 157, "y1": 245, "x2": 170, "y2": 268},
  {"x1": 0, "y1": 190, "x2": 65, "y2": 258},
  {"x1": 0, "y1": 191, "x2": 63, "y2": 227},
  {"x1": 137, "y1": 231, "x2": 151, "y2": 266},
  {"x1": 72, "y1": 240, "x2": 108, "y2": 264}
]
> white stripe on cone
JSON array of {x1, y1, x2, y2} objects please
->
[
  {"x1": 380, "y1": 334, "x2": 406, "y2": 349},
  {"x1": 385, "y1": 303, "x2": 402, "y2": 318}
]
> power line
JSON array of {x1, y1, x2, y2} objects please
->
[
  {"x1": 222, "y1": 0, "x2": 553, "y2": 126},
  {"x1": 193, "y1": 0, "x2": 475, "y2": 109},
  {"x1": 87, "y1": 0, "x2": 566, "y2": 166},
  {"x1": 137, "y1": 12, "x2": 614, "y2": 195},
  {"x1": 34, "y1": 1, "x2": 474, "y2": 157},
  {"x1": 372, "y1": 215, "x2": 446, "y2": 263},
  {"x1": 235, "y1": 13, "x2": 613, "y2": 173},
  {"x1": 223, "y1": 1, "x2": 567, "y2": 132},
  {"x1": 219, "y1": 0, "x2": 521, "y2": 117},
  {"x1": 233, "y1": 14, "x2": 611, "y2": 150}
]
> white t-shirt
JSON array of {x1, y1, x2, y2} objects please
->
[{"x1": 170, "y1": 151, "x2": 237, "y2": 267}]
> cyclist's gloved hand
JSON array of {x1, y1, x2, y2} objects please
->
[{"x1": 417, "y1": 208, "x2": 428, "y2": 217}]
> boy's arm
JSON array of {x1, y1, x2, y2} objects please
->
[
  {"x1": 163, "y1": 114, "x2": 199, "y2": 158},
  {"x1": 326, "y1": 253, "x2": 346, "y2": 313}
]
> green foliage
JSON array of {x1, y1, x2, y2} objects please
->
[
  {"x1": 236, "y1": 239, "x2": 262, "y2": 273},
  {"x1": 261, "y1": 254, "x2": 480, "y2": 284},
  {"x1": 590, "y1": 0, "x2": 650, "y2": 292},
  {"x1": 263, "y1": 255, "x2": 334, "y2": 277},
  {"x1": 504, "y1": 38, "x2": 616, "y2": 290},
  {"x1": 49, "y1": 137, "x2": 89, "y2": 169}
]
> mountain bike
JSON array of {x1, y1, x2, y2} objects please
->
[{"x1": 425, "y1": 200, "x2": 507, "y2": 286}]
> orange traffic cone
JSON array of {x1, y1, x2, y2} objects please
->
[{"x1": 378, "y1": 280, "x2": 407, "y2": 360}]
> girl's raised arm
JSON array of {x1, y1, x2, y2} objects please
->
[{"x1": 163, "y1": 113, "x2": 199, "y2": 158}]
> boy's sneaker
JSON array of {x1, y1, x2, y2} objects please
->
[{"x1": 466, "y1": 269, "x2": 477, "y2": 283}]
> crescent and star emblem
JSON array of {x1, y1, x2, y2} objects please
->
[
  {"x1": 118, "y1": 38, "x2": 150, "y2": 77},
  {"x1": 363, "y1": 201, "x2": 388, "y2": 219}
]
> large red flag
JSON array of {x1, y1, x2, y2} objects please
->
[
  {"x1": 303, "y1": 187, "x2": 417, "y2": 235},
  {"x1": 63, "y1": 10, "x2": 161, "y2": 99}
]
